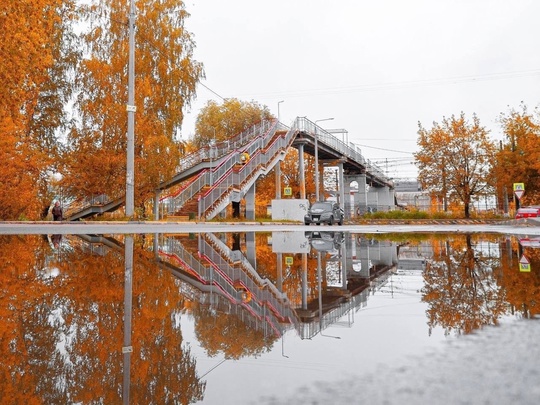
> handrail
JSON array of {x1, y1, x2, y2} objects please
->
[
  {"x1": 63, "y1": 193, "x2": 122, "y2": 220},
  {"x1": 166, "y1": 119, "x2": 280, "y2": 214},
  {"x1": 199, "y1": 121, "x2": 299, "y2": 218},
  {"x1": 298, "y1": 117, "x2": 391, "y2": 186}
]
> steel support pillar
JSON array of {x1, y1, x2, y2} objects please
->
[{"x1": 245, "y1": 183, "x2": 256, "y2": 220}]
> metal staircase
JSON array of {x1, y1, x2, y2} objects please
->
[
  {"x1": 65, "y1": 116, "x2": 393, "y2": 220},
  {"x1": 165, "y1": 118, "x2": 298, "y2": 220}
]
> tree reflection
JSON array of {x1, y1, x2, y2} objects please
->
[
  {"x1": 191, "y1": 301, "x2": 275, "y2": 360},
  {"x1": 422, "y1": 234, "x2": 508, "y2": 335},
  {"x1": 0, "y1": 235, "x2": 205, "y2": 404},
  {"x1": 499, "y1": 239, "x2": 540, "y2": 318}
]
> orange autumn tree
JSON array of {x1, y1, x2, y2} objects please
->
[
  {"x1": 192, "y1": 98, "x2": 273, "y2": 149},
  {"x1": 0, "y1": 0, "x2": 79, "y2": 220},
  {"x1": 492, "y1": 104, "x2": 540, "y2": 207},
  {"x1": 63, "y1": 0, "x2": 203, "y2": 214},
  {"x1": 415, "y1": 113, "x2": 497, "y2": 218}
]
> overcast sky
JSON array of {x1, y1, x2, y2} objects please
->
[{"x1": 180, "y1": 0, "x2": 540, "y2": 179}]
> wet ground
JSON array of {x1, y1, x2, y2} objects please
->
[{"x1": 0, "y1": 220, "x2": 539, "y2": 404}]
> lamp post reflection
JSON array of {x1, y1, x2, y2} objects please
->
[
  {"x1": 281, "y1": 331, "x2": 289, "y2": 358},
  {"x1": 122, "y1": 235, "x2": 134, "y2": 404}
]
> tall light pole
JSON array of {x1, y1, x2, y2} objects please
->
[
  {"x1": 208, "y1": 127, "x2": 216, "y2": 186},
  {"x1": 277, "y1": 100, "x2": 284, "y2": 123},
  {"x1": 125, "y1": 0, "x2": 136, "y2": 217},
  {"x1": 314, "y1": 118, "x2": 334, "y2": 202}
]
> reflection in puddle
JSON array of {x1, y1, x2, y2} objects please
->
[{"x1": 0, "y1": 232, "x2": 538, "y2": 403}]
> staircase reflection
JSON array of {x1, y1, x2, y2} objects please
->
[
  {"x1": 158, "y1": 233, "x2": 298, "y2": 339},
  {"x1": 157, "y1": 231, "x2": 400, "y2": 341},
  {"x1": 74, "y1": 232, "x2": 402, "y2": 343}
]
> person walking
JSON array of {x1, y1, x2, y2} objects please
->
[{"x1": 51, "y1": 201, "x2": 63, "y2": 221}]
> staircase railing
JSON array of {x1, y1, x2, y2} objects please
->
[
  {"x1": 167, "y1": 119, "x2": 280, "y2": 215},
  {"x1": 198, "y1": 120, "x2": 299, "y2": 218},
  {"x1": 63, "y1": 194, "x2": 122, "y2": 220},
  {"x1": 298, "y1": 117, "x2": 391, "y2": 186}
]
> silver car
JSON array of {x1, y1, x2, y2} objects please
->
[{"x1": 304, "y1": 201, "x2": 344, "y2": 225}]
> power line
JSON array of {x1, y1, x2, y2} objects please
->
[
  {"x1": 237, "y1": 68, "x2": 540, "y2": 99},
  {"x1": 354, "y1": 144, "x2": 415, "y2": 154},
  {"x1": 198, "y1": 82, "x2": 225, "y2": 100}
]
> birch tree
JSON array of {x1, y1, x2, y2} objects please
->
[{"x1": 63, "y1": 0, "x2": 204, "y2": 213}]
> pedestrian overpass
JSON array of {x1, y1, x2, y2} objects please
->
[{"x1": 65, "y1": 117, "x2": 394, "y2": 221}]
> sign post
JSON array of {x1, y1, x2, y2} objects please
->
[
  {"x1": 519, "y1": 255, "x2": 531, "y2": 272},
  {"x1": 513, "y1": 183, "x2": 525, "y2": 210}
]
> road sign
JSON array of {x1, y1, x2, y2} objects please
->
[
  {"x1": 285, "y1": 256, "x2": 293, "y2": 265},
  {"x1": 519, "y1": 255, "x2": 531, "y2": 272},
  {"x1": 284, "y1": 187, "x2": 292, "y2": 196},
  {"x1": 513, "y1": 183, "x2": 525, "y2": 200}
]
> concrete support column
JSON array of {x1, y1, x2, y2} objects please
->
[
  {"x1": 348, "y1": 174, "x2": 367, "y2": 217},
  {"x1": 373, "y1": 186, "x2": 391, "y2": 211},
  {"x1": 340, "y1": 240, "x2": 347, "y2": 290},
  {"x1": 367, "y1": 191, "x2": 379, "y2": 213},
  {"x1": 297, "y1": 143, "x2": 306, "y2": 199},
  {"x1": 338, "y1": 161, "x2": 346, "y2": 217},
  {"x1": 379, "y1": 241, "x2": 398, "y2": 267},
  {"x1": 277, "y1": 253, "x2": 283, "y2": 291},
  {"x1": 246, "y1": 232, "x2": 256, "y2": 269},
  {"x1": 245, "y1": 183, "x2": 256, "y2": 220},
  {"x1": 301, "y1": 253, "x2": 308, "y2": 310},
  {"x1": 389, "y1": 189, "x2": 396, "y2": 211},
  {"x1": 275, "y1": 160, "x2": 282, "y2": 199}
]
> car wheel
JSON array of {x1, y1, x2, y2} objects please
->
[
  {"x1": 338, "y1": 217, "x2": 343, "y2": 225},
  {"x1": 328, "y1": 216, "x2": 334, "y2": 225},
  {"x1": 305, "y1": 221, "x2": 309, "y2": 225}
]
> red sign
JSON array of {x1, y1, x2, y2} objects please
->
[
  {"x1": 519, "y1": 255, "x2": 530, "y2": 265},
  {"x1": 515, "y1": 190, "x2": 524, "y2": 200}
]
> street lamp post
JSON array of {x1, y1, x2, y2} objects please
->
[
  {"x1": 209, "y1": 139, "x2": 216, "y2": 186},
  {"x1": 125, "y1": 0, "x2": 136, "y2": 217},
  {"x1": 208, "y1": 127, "x2": 216, "y2": 186},
  {"x1": 314, "y1": 118, "x2": 334, "y2": 202}
]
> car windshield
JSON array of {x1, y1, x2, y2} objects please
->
[{"x1": 311, "y1": 202, "x2": 332, "y2": 210}]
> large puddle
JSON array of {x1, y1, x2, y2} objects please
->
[{"x1": 1, "y1": 231, "x2": 538, "y2": 404}]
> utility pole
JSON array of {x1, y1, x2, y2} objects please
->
[{"x1": 126, "y1": 0, "x2": 136, "y2": 217}]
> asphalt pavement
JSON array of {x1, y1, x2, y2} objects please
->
[{"x1": 0, "y1": 218, "x2": 539, "y2": 235}]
